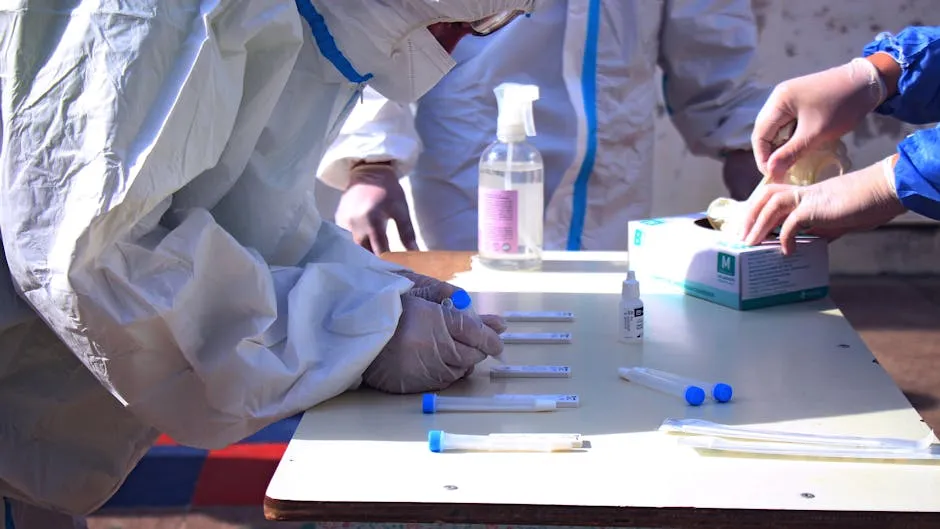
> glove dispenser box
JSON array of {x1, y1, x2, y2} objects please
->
[{"x1": 627, "y1": 213, "x2": 829, "y2": 311}]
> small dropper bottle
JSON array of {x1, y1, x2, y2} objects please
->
[{"x1": 619, "y1": 271, "x2": 644, "y2": 343}]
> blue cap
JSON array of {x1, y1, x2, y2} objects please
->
[
  {"x1": 684, "y1": 386, "x2": 706, "y2": 406},
  {"x1": 428, "y1": 430, "x2": 444, "y2": 453},
  {"x1": 422, "y1": 393, "x2": 437, "y2": 414},
  {"x1": 450, "y1": 289, "x2": 472, "y2": 311},
  {"x1": 712, "y1": 383, "x2": 733, "y2": 403}
]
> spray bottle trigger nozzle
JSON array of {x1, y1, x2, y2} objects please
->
[
  {"x1": 493, "y1": 83, "x2": 540, "y2": 140},
  {"x1": 523, "y1": 102, "x2": 536, "y2": 137}
]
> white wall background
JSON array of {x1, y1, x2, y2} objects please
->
[{"x1": 316, "y1": 0, "x2": 940, "y2": 272}]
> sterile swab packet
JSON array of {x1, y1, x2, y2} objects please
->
[
  {"x1": 428, "y1": 430, "x2": 582, "y2": 452},
  {"x1": 502, "y1": 311, "x2": 575, "y2": 322},
  {"x1": 490, "y1": 365, "x2": 571, "y2": 379},
  {"x1": 489, "y1": 432, "x2": 584, "y2": 447},
  {"x1": 493, "y1": 393, "x2": 580, "y2": 408},
  {"x1": 660, "y1": 418, "x2": 936, "y2": 451},
  {"x1": 421, "y1": 394, "x2": 557, "y2": 414},
  {"x1": 501, "y1": 332, "x2": 572, "y2": 344},
  {"x1": 618, "y1": 367, "x2": 706, "y2": 406},
  {"x1": 632, "y1": 367, "x2": 733, "y2": 403},
  {"x1": 677, "y1": 435, "x2": 940, "y2": 460}
]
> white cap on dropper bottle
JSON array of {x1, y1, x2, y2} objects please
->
[
  {"x1": 494, "y1": 82, "x2": 540, "y2": 143},
  {"x1": 622, "y1": 270, "x2": 640, "y2": 298}
]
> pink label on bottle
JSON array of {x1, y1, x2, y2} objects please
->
[{"x1": 479, "y1": 188, "x2": 519, "y2": 254}]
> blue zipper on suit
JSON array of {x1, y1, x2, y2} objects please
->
[
  {"x1": 565, "y1": 0, "x2": 601, "y2": 250},
  {"x1": 294, "y1": 0, "x2": 373, "y2": 84}
]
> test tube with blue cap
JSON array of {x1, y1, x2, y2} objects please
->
[
  {"x1": 428, "y1": 430, "x2": 581, "y2": 452},
  {"x1": 442, "y1": 288, "x2": 479, "y2": 319},
  {"x1": 422, "y1": 393, "x2": 556, "y2": 414},
  {"x1": 618, "y1": 367, "x2": 707, "y2": 406},
  {"x1": 637, "y1": 367, "x2": 733, "y2": 403}
]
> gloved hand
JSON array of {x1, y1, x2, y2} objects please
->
[
  {"x1": 740, "y1": 156, "x2": 907, "y2": 255},
  {"x1": 752, "y1": 58, "x2": 886, "y2": 183},
  {"x1": 363, "y1": 271, "x2": 507, "y2": 394},
  {"x1": 335, "y1": 161, "x2": 419, "y2": 254},
  {"x1": 396, "y1": 269, "x2": 508, "y2": 332},
  {"x1": 722, "y1": 150, "x2": 766, "y2": 201}
]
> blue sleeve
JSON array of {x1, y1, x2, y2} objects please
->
[
  {"x1": 862, "y1": 26, "x2": 940, "y2": 124},
  {"x1": 894, "y1": 126, "x2": 940, "y2": 220}
]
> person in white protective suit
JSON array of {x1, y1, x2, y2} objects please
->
[
  {"x1": 319, "y1": 0, "x2": 770, "y2": 253},
  {"x1": 0, "y1": 1, "x2": 536, "y2": 527}
]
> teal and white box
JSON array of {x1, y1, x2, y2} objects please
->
[{"x1": 627, "y1": 213, "x2": 829, "y2": 310}]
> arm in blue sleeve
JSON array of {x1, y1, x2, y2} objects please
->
[
  {"x1": 863, "y1": 26, "x2": 940, "y2": 124},
  {"x1": 894, "y1": 125, "x2": 940, "y2": 220}
]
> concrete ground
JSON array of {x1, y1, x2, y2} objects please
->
[{"x1": 87, "y1": 275, "x2": 940, "y2": 529}]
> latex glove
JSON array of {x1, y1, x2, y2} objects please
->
[
  {"x1": 395, "y1": 269, "x2": 508, "y2": 333},
  {"x1": 394, "y1": 270, "x2": 453, "y2": 296},
  {"x1": 752, "y1": 58, "x2": 886, "y2": 183},
  {"x1": 335, "y1": 162, "x2": 419, "y2": 254},
  {"x1": 722, "y1": 150, "x2": 766, "y2": 201},
  {"x1": 363, "y1": 271, "x2": 507, "y2": 394},
  {"x1": 740, "y1": 156, "x2": 907, "y2": 255}
]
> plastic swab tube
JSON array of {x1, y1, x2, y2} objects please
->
[
  {"x1": 428, "y1": 430, "x2": 581, "y2": 452},
  {"x1": 441, "y1": 290, "x2": 505, "y2": 363},
  {"x1": 422, "y1": 394, "x2": 557, "y2": 414},
  {"x1": 633, "y1": 367, "x2": 733, "y2": 403},
  {"x1": 618, "y1": 367, "x2": 706, "y2": 406},
  {"x1": 441, "y1": 289, "x2": 479, "y2": 318}
]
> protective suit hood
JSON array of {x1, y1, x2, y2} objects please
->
[{"x1": 312, "y1": 0, "x2": 536, "y2": 103}]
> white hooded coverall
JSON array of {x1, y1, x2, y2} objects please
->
[
  {"x1": 319, "y1": 0, "x2": 769, "y2": 251},
  {"x1": 0, "y1": 0, "x2": 534, "y2": 522}
]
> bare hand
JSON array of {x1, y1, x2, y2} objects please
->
[{"x1": 335, "y1": 162, "x2": 419, "y2": 254}]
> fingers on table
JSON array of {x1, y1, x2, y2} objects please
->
[
  {"x1": 442, "y1": 308, "x2": 505, "y2": 359},
  {"x1": 480, "y1": 313, "x2": 508, "y2": 334}
]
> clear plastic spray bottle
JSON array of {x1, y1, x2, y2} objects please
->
[{"x1": 478, "y1": 83, "x2": 544, "y2": 271}]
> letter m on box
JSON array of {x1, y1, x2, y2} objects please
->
[{"x1": 717, "y1": 252, "x2": 736, "y2": 276}]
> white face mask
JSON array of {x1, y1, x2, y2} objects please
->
[{"x1": 311, "y1": 0, "x2": 536, "y2": 103}]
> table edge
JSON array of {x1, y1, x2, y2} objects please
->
[{"x1": 262, "y1": 497, "x2": 940, "y2": 527}]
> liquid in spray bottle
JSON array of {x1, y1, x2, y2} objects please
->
[{"x1": 478, "y1": 83, "x2": 544, "y2": 271}]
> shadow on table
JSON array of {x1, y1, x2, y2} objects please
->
[{"x1": 827, "y1": 274, "x2": 940, "y2": 431}]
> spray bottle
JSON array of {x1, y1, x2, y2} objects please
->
[{"x1": 478, "y1": 82, "x2": 544, "y2": 271}]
